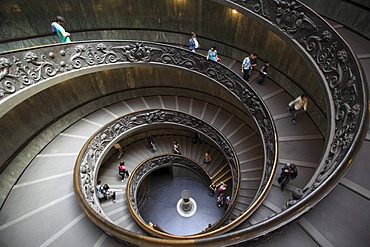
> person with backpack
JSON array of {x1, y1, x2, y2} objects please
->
[
  {"x1": 249, "y1": 53, "x2": 258, "y2": 76},
  {"x1": 189, "y1": 32, "x2": 200, "y2": 52},
  {"x1": 118, "y1": 161, "x2": 129, "y2": 182},
  {"x1": 278, "y1": 163, "x2": 298, "y2": 191},
  {"x1": 287, "y1": 94, "x2": 308, "y2": 125},
  {"x1": 206, "y1": 46, "x2": 219, "y2": 62},
  {"x1": 102, "y1": 183, "x2": 116, "y2": 203},
  {"x1": 217, "y1": 181, "x2": 227, "y2": 194}
]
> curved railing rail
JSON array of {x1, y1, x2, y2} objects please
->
[
  {"x1": 1, "y1": 1, "x2": 367, "y2": 246},
  {"x1": 43, "y1": 40, "x2": 279, "y2": 243},
  {"x1": 88, "y1": 109, "x2": 239, "y2": 218},
  {"x1": 127, "y1": 154, "x2": 213, "y2": 235},
  {"x1": 229, "y1": 0, "x2": 368, "y2": 197},
  {"x1": 207, "y1": 0, "x2": 368, "y2": 242},
  {"x1": 0, "y1": 0, "x2": 367, "y2": 246},
  {"x1": 0, "y1": 37, "x2": 278, "y2": 243},
  {"x1": 75, "y1": 107, "x2": 275, "y2": 239},
  {"x1": 77, "y1": 0, "x2": 367, "y2": 244},
  {"x1": 0, "y1": 40, "x2": 277, "y2": 207}
]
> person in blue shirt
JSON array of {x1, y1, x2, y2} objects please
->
[
  {"x1": 189, "y1": 32, "x2": 200, "y2": 52},
  {"x1": 51, "y1": 16, "x2": 71, "y2": 43},
  {"x1": 207, "y1": 46, "x2": 219, "y2": 62}
]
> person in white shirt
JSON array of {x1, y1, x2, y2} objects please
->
[
  {"x1": 287, "y1": 94, "x2": 308, "y2": 125},
  {"x1": 241, "y1": 54, "x2": 251, "y2": 82}
]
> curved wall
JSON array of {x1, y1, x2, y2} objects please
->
[
  {"x1": 301, "y1": 0, "x2": 370, "y2": 39},
  {"x1": 0, "y1": 0, "x2": 326, "y2": 134}
]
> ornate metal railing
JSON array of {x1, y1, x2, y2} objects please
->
[
  {"x1": 0, "y1": 40, "x2": 277, "y2": 211},
  {"x1": 81, "y1": 0, "x2": 367, "y2": 245},
  {"x1": 3, "y1": 0, "x2": 365, "y2": 244},
  {"x1": 74, "y1": 107, "x2": 276, "y2": 238},
  {"x1": 75, "y1": 109, "x2": 239, "y2": 216},
  {"x1": 127, "y1": 154, "x2": 213, "y2": 234},
  {"x1": 0, "y1": 37, "x2": 278, "y2": 244},
  {"x1": 203, "y1": 0, "x2": 368, "y2": 242},
  {"x1": 229, "y1": 0, "x2": 367, "y2": 197}
]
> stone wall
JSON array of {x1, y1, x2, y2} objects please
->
[{"x1": 0, "y1": 0, "x2": 329, "y2": 169}]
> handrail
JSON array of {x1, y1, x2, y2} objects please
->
[
  {"x1": 0, "y1": 0, "x2": 366, "y2": 245},
  {"x1": 0, "y1": 38, "x2": 277, "y2": 244},
  {"x1": 210, "y1": 163, "x2": 229, "y2": 180},
  {"x1": 74, "y1": 107, "x2": 276, "y2": 239},
  {"x1": 54, "y1": 40, "x2": 277, "y2": 242},
  {"x1": 215, "y1": 0, "x2": 367, "y2": 240},
  {"x1": 0, "y1": 40, "x2": 276, "y2": 199},
  {"x1": 127, "y1": 154, "x2": 215, "y2": 236},
  {"x1": 1, "y1": 2, "x2": 367, "y2": 247}
]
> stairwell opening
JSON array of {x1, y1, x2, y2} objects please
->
[{"x1": 138, "y1": 166, "x2": 226, "y2": 236}]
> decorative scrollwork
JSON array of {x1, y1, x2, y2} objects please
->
[
  {"x1": 274, "y1": 0, "x2": 317, "y2": 34},
  {"x1": 128, "y1": 155, "x2": 211, "y2": 215},
  {"x1": 0, "y1": 0, "x2": 365, "y2": 244},
  {"x1": 77, "y1": 109, "x2": 248, "y2": 220},
  {"x1": 232, "y1": 0, "x2": 366, "y2": 210},
  {"x1": 1, "y1": 40, "x2": 277, "y2": 232},
  {"x1": 0, "y1": 42, "x2": 276, "y2": 199}
]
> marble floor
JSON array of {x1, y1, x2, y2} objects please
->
[{"x1": 139, "y1": 169, "x2": 226, "y2": 235}]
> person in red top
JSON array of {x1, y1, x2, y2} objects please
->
[
  {"x1": 217, "y1": 181, "x2": 227, "y2": 194},
  {"x1": 118, "y1": 161, "x2": 129, "y2": 182}
]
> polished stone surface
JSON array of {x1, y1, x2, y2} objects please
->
[
  {"x1": 139, "y1": 171, "x2": 226, "y2": 236},
  {"x1": 0, "y1": 6, "x2": 369, "y2": 245}
]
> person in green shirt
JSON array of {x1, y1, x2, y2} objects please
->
[{"x1": 51, "y1": 16, "x2": 71, "y2": 43}]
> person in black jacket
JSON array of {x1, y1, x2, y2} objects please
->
[{"x1": 278, "y1": 163, "x2": 298, "y2": 191}]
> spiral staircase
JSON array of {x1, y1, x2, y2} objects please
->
[{"x1": 0, "y1": 1, "x2": 369, "y2": 247}]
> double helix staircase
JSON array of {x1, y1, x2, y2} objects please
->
[
  {"x1": 0, "y1": 60, "x2": 323, "y2": 246},
  {"x1": 91, "y1": 94, "x2": 266, "y2": 230},
  {"x1": 0, "y1": 6, "x2": 368, "y2": 245}
]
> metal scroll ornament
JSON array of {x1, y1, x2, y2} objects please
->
[
  {"x1": 78, "y1": 109, "x2": 240, "y2": 219},
  {"x1": 233, "y1": 0, "x2": 366, "y2": 196},
  {"x1": 1, "y1": 40, "x2": 276, "y2": 203}
]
